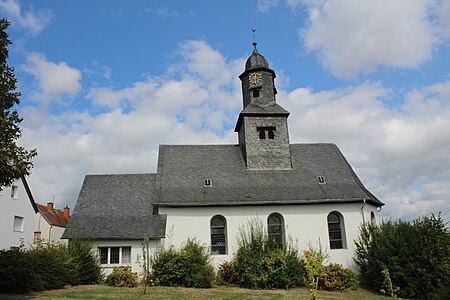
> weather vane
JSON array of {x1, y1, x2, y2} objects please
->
[{"x1": 252, "y1": 28, "x2": 257, "y2": 44}]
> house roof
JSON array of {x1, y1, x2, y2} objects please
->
[
  {"x1": 155, "y1": 143, "x2": 383, "y2": 207},
  {"x1": 21, "y1": 177, "x2": 38, "y2": 213},
  {"x1": 62, "y1": 173, "x2": 166, "y2": 240},
  {"x1": 36, "y1": 203, "x2": 69, "y2": 228}
]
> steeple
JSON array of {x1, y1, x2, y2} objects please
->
[{"x1": 235, "y1": 42, "x2": 292, "y2": 170}]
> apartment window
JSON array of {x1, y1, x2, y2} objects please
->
[
  {"x1": 327, "y1": 212, "x2": 346, "y2": 249},
  {"x1": 11, "y1": 185, "x2": 18, "y2": 198},
  {"x1": 268, "y1": 213, "x2": 284, "y2": 248},
  {"x1": 211, "y1": 215, "x2": 227, "y2": 255},
  {"x1": 13, "y1": 216, "x2": 24, "y2": 232},
  {"x1": 98, "y1": 247, "x2": 132, "y2": 265},
  {"x1": 33, "y1": 231, "x2": 42, "y2": 244}
]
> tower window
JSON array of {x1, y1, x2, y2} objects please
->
[
  {"x1": 204, "y1": 179, "x2": 212, "y2": 187},
  {"x1": 253, "y1": 89, "x2": 260, "y2": 97},
  {"x1": 257, "y1": 127, "x2": 276, "y2": 140}
]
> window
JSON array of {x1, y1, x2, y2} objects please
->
[
  {"x1": 98, "y1": 247, "x2": 131, "y2": 265},
  {"x1": 13, "y1": 216, "x2": 24, "y2": 232},
  {"x1": 253, "y1": 89, "x2": 260, "y2": 97},
  {"x1": 268, "y1": 213, "x2": 284, "y2": 248},
  {"x1": 327, "y1": 212, "x2": 346, "y2": 249},
  {"x1": 33, "y1": 231, "x2": 42, "y2": 244},
  {"x1": 110, "y1": 247, "x2": 120, "y2": 264},
  {"x1": 257, "y1": 127, "x2": 276, "y2": 140},
  {"x1": 211, "y1": 215, "x2": 227, "y2": 255},
  {"x1": 317, "y1": 176, "x2": 326, "y2": 184},
  {"x1": 99, "y1": 247, "x2": 108, "y2": 264},
  {"x1": 11, "y1": 185, "x2": 18, "y2": 198},
  {"x1": 204, "y1": 179, "x2": 212, "y2": 187},
  {"x1": 370, "y1": 211, "x2": 376, "y2": 225},
  {"x1": 122, "y1": 247, "x2": 131, "y2": 264}
]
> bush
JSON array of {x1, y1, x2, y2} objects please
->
[
  {"x1": 354, "y1": 214, "x2": 450, "y2": 299},
  {"x1": 151, "y1": 239, "x2": 215, "y2": 288},
  {"x1": 66, "y1": 239, "x2": 102, "y2": 285},
  {"x1": 0, "y1": 247, "x2": 32, "y2": 293},
  {"x1": 216, "y1": 261, "x2": 238, "y2": 285},
  {"x1": 106, "y1": 267, "x2": 138, "y2": 287},
  {"x1": 0, "y1": 239, "x2": 101, "y2": 294},
  {"x1": 322, "y1": 263, "x2": 358, "y2": 291},
  {"x1": 231, "y1": 218, "x2": 304, "y2": 289}
]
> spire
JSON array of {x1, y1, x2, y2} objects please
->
[{"x1": 245, "y1": 41, "x2": 270, "y2": 71}]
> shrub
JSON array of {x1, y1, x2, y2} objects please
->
[
  {"x1": 106, "y1": 267, "x2": 138, "y2": 287},
  {"x1": 151, "y1": 238, "x2": 214, "y2": 288},
  {"x1": 0, "y1": 239, "x2": 102, "y2": 294},
  {"x1": 354, "y1": 214, "x2": 450, "y2": 299},
  {"x1": 216, "y1": 261, "x2": 238, "y2": 285},
  {"x1": 66, "y1": 238, "x2": 102, "y2": 285},
  {"x1": 28, "y1": 244, "x2": 71, "y2": 291},
  {"x1": 322, "y1": 263, "x2": 358, "y2": 291},
  {"x1": 303, "y1": 243, "x2": 328, "y2": 299},
  {"x1": 231, "y1": 218, "x2": 304, "y2": 289},
  {"x1": 0, "y1": 247, "x2": 32, "y2": 293}
]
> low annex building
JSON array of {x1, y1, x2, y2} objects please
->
[
  {"x1": 34, "y1": 202, "x2": 70, "y2": 245},
  {"x1": 63, "y1": 43, "x2": 384, "y2": 275}
]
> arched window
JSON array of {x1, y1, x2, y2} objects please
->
[
  {"x1": 210, "y1": 215, "x2": 227, "y2": 255},
  {"x1": 268, "y1": 213, "x2": 284, "y2": 248},
  {"x1": 327, "y1": 212, "x2": 346, "y2": 249},
  {"x1": 370, "y1": 211, "x2": 376, "y2": 225}
]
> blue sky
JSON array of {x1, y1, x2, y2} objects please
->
[{"x1": 2, "y1": 0, "x2": 450, "y2": 223}]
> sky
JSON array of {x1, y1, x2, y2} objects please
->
[{"x1": 1, "y1": 0, "x2": 450, "y2": 223}]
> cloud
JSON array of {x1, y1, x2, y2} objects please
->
[
  {"x1": 0, "y1": 0, "x2": 52, "y2": 35},
  {"x1": 279, "y1": 79, "x2": 450, "y2": 221},
  {"x1": 257, "y1": 0, "x2": 280, "y2": 13},
  {"x1": 438, "y1": 0, "x2": 450, "y2": 38},
  {"x1": 300, "y1": 0, "x2": 439, "y2": 79},
  {"x1": 22, "y1": 52, "x2": 82, "y2": 105},
  {"x1": 20, "y1": 41, "x2": 242, "y2": 209}
]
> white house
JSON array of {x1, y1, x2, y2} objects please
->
[
  {"x1": 34, "y1": 202, "x2": 70, "y2": 245},
  {"x1": 63, "y1": 43, "x2": 384, "y2": 276},
  {"x1": 0, "y1": 177, "x2": 38, "y2": 250}
]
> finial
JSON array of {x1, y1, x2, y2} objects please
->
[{"x1": 251, "y1": 29, "x2": 257, "y2": 51}]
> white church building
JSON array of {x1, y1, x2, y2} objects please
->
[{"x1": 63, "y1": 43, "x2": 384, "y2": 275}]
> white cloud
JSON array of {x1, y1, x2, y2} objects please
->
[
  {"x1": 279, "y1": 79, "x2": 450, "y2": 221},
  {"x1": 257, "y1": 0, "x2": 280, "y2": 13},
  {"x1": 438, "y1": 0, "x2": 450, "y2": 38},
  {"x1": 0, "y1": 0, "x2": 52, "y2": 35},
  {"x1": 301, "y1": 0, "x2": 439, "y2": 79},
  {"x1": 22, "y1": 53, "x2": 82, "y2": 105}
]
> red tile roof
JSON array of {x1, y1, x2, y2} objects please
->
[{"x1": 36, "y1": 203, "x2": 70, "y2": 228}]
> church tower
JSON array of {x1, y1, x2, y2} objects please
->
[{"x1": 235, "y1": 42, "x2": 292, "y2": 170}]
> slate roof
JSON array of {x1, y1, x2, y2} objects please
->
[
  {"x1": 155, "y1": 143, "x2": 383, "y2": 207},
  {"x1": 245, "y1": 42, "x2": 270, "y2": 71},
  {"x1": 36, "y1": 203, "x2": 69, "y2": 227},
  {"x1": 62, "y1": 174, "x2": 166, "y2": 240},
  {"x1": 235, "y1": 102, "x2": 290, "y2": 131}
]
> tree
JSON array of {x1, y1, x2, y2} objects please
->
[{"x1": 0, "y1": 18, "x2": 36, "y2": 189}]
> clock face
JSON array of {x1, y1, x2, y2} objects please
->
[{"x1": 249, "y1": 72, "x2": 262, "y2": 85}]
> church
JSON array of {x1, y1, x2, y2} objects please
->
[{"x1": 62, "y1": 43, "x2": 384, "y2": 275}]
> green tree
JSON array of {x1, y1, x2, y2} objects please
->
[{"x1": 0, "y1": 18, "x2": 37, "y2": 189}]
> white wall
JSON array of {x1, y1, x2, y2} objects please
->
[
  {"x1": 34, "y1": 213, "x2": 67, "y2": 245},
  {"x1": 89, "y1": 239, "x2": 161, "y2": 277},
  {"x1": 0, "y1": 180, "x2": 36, "y2": 249},
  {"x1": 160, "y1": 203, "x2": 379, "y2": 272}
]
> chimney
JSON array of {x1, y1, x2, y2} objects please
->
[
  {"x1": 64, "y1": 206, "x2": 70, "y2": 219},
  {"x1": 47, "y1": 202, "x2": 54, "y2": 211}
]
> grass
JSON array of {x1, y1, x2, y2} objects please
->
[{"x1": 32, "y1": 284, "x2": 393, "y2": 300}]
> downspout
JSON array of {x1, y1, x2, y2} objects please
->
[
  {"x1": 48, "y1": 225, "x2": 53, "y2": 246},
  {"x1": 361, "y1": 198, "x2": 366, "y2": 224}
]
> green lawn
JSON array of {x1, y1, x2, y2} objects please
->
[{"x1": 33, "y1": 285, "x2": 394, "y2": 300}]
